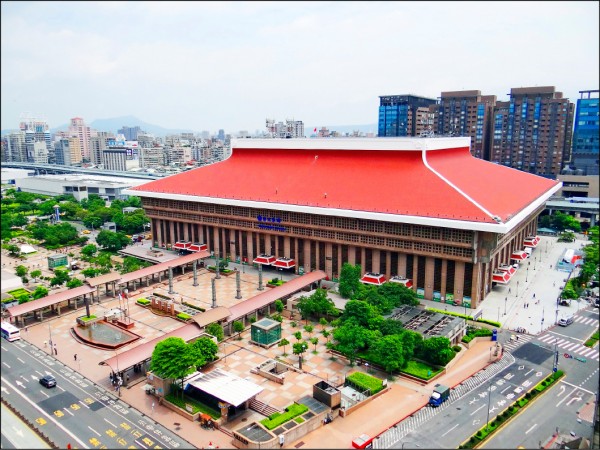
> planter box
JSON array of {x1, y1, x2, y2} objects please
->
[{"x1": 76, "y1": 315, "x2": 101, "y2": 327}]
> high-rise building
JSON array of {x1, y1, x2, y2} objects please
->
[
  {"x1": 6, "y1": 131, "x2": 26, "y2": 162},
  {"x1": 265, "y1": 119, "x2": 305, "y2": 138},
  {"x1": 69, "y1": 117, "x2": 92, "y2": 161},
  {"x1": 102, "y1": 148, "x2": 127, "y2": 171},
  {"x1": 54, "y1": 139, "x2": 71, "y2": 166},
  {"x1": 19, "y1": 116, "x2": 52, "y2": 162},
  {"x1": 217, "y1": 129, "x2": 225, "y2": 141},
  {"x1": 68, "y1": 136, "x2": 83, "y2": 165},
  {"x1": 139, "y1": 146, "x2": 165, "y2": 168},
  {"x1": 89, "y1": 131, "x2": 112, "y2": 166},
  {"x1": 118, "y1": 126, "x2": 143, "y2": 141},
  {"x1": 432, "y1": 91, "x2": 497, "y2": 160},
  {"x1": 378, "y1": 95, "x2": 437, "y2": 137},
  {"x1": 490, "y1": 86, "x2": 574, "y2": 177},
  {"x1": 27, "y1": 141, "x2": 48, "y2": 164},
  {"x1": 570, "y1": 90, "x2": 599, "y2": 176}
]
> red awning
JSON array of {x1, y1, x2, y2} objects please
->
[
  {"x1": 253, "y1": 254, "x2": 276, "y2": 265},
  {"x1": 360, "y1": 272, "x2": 386, "y2": 286},
  {"x1": 189, "y1": 242, "x2": 207, "y2": 252},
  {"x1": 389, "y1": 276, "x2": 413, "y2": 288},
  {"x1": 492, "y1": 271, "x2": 510, "y2": 284},
  {"x1": 510, "y1": 251, "x2": 528, "y2": 261},
  {"x1": 273, "y1": 257, "x2": 296, "y2": 269},
  {"x1": 523, "y1": 235, "x2": 540, "y2": 248},
  {"x1": 497, "y1": 264, "x2": 516, "y2": 276},
  {"x1": 173, "y1": 240, "x2": 191, "y2": 250}
]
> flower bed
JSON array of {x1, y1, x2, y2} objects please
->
[{"x1": 260, "y1": 403, "x2": 308, "y2": 430}]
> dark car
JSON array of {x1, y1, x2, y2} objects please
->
[{"x1": 39, "y1": 374, "x2": 56, "y2": 388}]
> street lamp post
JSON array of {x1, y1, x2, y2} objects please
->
[
  {"x1": 504, "y1": 297, "x2": 507, "y2": 316},
  {"x1": 516, "y1": 281, "x2": 519, "y2": 297},
  {"x1": 485, "y1": 379, "x2": 493, "y2": 431},
  {"x1": 526, "y1": 268, "x2": 529, "y2": 283}
]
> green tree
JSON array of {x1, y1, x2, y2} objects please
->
[
  {"x1": 278, "y1": 338, "x2": 290, "y2": 355},
  {"x1": 274, "y1": 299, "x2": 284, "y2": 313},
  {"x1": 4, "y1": 244, "x2": 21, "y2": 257},
  {"x1": 322, "y1": 329, "x2": 331, "y2": 343},
  {"x1": 294, "y1": 331, "x2": 302, "y2": 342},
  {"x1": 417, "y1": 336, "x2": 454, "y2": 366},
  {"x1": 372, "y1": 334, "x2": 405, "y2": 375},
  {"x1": 93, "y1": 252, "x2": 114, "y2": 273},
  {"x1": 96, "y1": 230, "x2": 130, "y2": 251},
  {"x1": 189, "y1": 336, "x2": 219, "y2": 370},
  {"x1": 206, "y1": 323, "x2": 224, "y2": 342},
  {"x1": 17, "y1": 293, "x2": 31, "y2": 304},
  {"x1": 292, "y1": 341, "x2": 308, "y2": 370},
  {"x1": 378, "y1": 282, "x2": 419, "y2": 307},
  {"x1": 338, "y1": 263, "x2": 362, "y2": 299},
  {"x1": 120, "y1": 256, "x2": 150, "y2": 274},
  {"x1": 310, "y1": 336, "x2": 319, "y2": 352},
  {"x1": 233, "y1": 321, "x2": 244, "y2": 340},
  {"x1": 67, "y1": 278, "x2": 84, "y2": 289},
  {"x1": 81, "y1": 267, "x2": 101, "y2": 278},
  {"x1": 50, "y1": 268, "x2": 71, "y2": 286},
  {"x1": 303, "y1": 324, "x2": 314, "y2": 336},
  {"x1": 15, "y1": 265, "x2": 28, "y2": 277},
  {"x1": 319, "y1": 317, "x2": 329, "y2": 330},
  {"x1": 150, "y1": 337, "x2": 195, "y2": 398},
  {"x1": 80, "y1": 244, "x2": 98, "y2": 259},
  {"x1": 32, "y1": 286, "x2": 49, "y2": 299},
  {"x1": 333, "y1": 322, "x2": 380, "y2": 365},
  {"x1": 341, "y1": 300, "x2": 380, "y2": 328},
  {"x1": 296, "y1": 288, "x2": 338, "y2": 321},
  {"x1": 30, "y1": 269, "x2": 42, "y2": 282}
]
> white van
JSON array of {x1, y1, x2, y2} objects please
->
[
  {"x1": 524, "y1": 247, "x2": 532, "y2": 257},
  {"x1": 558, "y1": 315, "x2": 574, "y2": 326}
]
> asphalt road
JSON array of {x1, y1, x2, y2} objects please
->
[
  {"x1": 378, "y1": 307, "x2": 598, "y2": 449},
  {"x1": 1, "y1": 338, "x2": 194, "y2": 450},
  {"x1": 0, "y1": 402, "x2": 51, "y2": 449}
]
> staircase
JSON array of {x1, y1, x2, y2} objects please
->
[{"x1": 249, "y1": 398, "x2": 281, "y2": 417}]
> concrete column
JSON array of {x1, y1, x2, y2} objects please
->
[
  {"x1": 235, "y1": 270, "x2": 242, "y2": 299},
  {"x1": 441, "y1": 260, "x2": 448, "y2": 300},
  {"x1": 293, "y1": 238, "x2": 299, "y2": 272},
  {"x1": 213, "y1": 226, "x2": 220, "y2": 256},
  {"x1": 168, "y1": 266, "x2": 174, "y2": 294},
  {"x1": 258, "y1": 264, "x2": 264, "y2": 290},
  {"x1": 454, "y1": 261, "x2": 466, "y2": 304},
  {"x1": 348, "y1": 245, "x2": 356, "y2": 266},
  {"x1": 303, "y1": 240, "x2": 311, "y2": 274},
  {"x1": 424, "y1": 257, "x2": 435, "y2": 300},
  {"x1": 247, "y1": 231, "x2": 254, "y2": 263},
  {"x1": 372, "y1": 249, "x2": 381, "y2": 273},
  {"x1": 146, "y1": 277, "x2": 150, "y2": 287},
  {"x1": 385, "y1": 251, "x2": 392, "y2": 279},
  {"x1": 361, "y1": 247, "x2": 367, "y2": 274},
  {"x1": 325, "y1": 242, "x2": 333, "y2": 279},
  {"x1": 183, "y1": 222, "x2": 189, "y2": 241},
  {"x1": 193, "y1": 261, "x2": 198, "y2": 286},
  {"x1": 284, "y1": 236, "x2": 291, "y2": 258},
  {"x1": 169, "y1": 221, "x2": 175, "y2": 247},
  {"x1": 315, "y1": 241, "x2": 320, "y2": 271},
  {"x1": 211, "y1": 278, "x2": 217, "y2": 308}
]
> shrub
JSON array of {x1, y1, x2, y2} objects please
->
[
  {"x1": 291, "y1": 321, "x2": 297, "y2": 327},
  {"x1": 475, "y1": 318, "x2": 501, "y2": 328},
  {"x1": 136, "y1": 298, "x2": 150, "y2": 305},
  {"x1": 452, "y1": 345, "x2": 462, "y2": 352},
  {"x1": 462, "y1": 335, "x2": 473, "y2": 343},
  {"x1": 177, "y1": 312, "x2": 192, "y2": 320},
  {"x1": 346, "y1": 372, "x2": 384, "y2": 395},
  {"x1": 260, "y1": 403, "x2": 308, "y2": 430},
  {"x1": 182, "y1": 301, "x2": 206, "y2": 312}
]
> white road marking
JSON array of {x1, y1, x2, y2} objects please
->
[
  {"x1": 556, "y1": 386, "x2": 578, "y2": 407},
  {"x1": 441, "y1": 423, "x2": 459, "y2": 437},
  {"x1": 470, "y1": 404, "x2": 486, "y2": 416},
  {"x1": 88, "y1": 426, "x2": 101, "y2": 437},
  {"x1": 104, "y1": 418, "x2": 117, "y2": 428},
  {"x1": 525, "y1": 423, "x2": 537, "y2": 434}
]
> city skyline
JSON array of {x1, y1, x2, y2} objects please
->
[{"x1": 1, "y1": 1, "x2": 598, "y2": 133}]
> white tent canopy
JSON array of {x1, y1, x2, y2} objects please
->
[{"x1": 19, "y1": 244, "x2": 37, "y2": 254}]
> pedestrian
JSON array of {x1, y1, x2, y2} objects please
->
[
  {"x1": 43, "y1": 340, "x2": 47, "y2": 347},
  {"x1": 74, "y1": 354, "x2": 77, "y2": 361},
  {"x1": 54, "y1": 344, "x2": 57, "y2": 356},
  {"x1": 508, "y1": 288, "x2": 511, "y2": 294},
  {"x1": 533, "y1": 293, "x2": 536, "y2": 299},
  {"x1": 516, "y1": 335, "x2": 519, "y2": 341}
]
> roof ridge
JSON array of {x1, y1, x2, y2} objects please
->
[{"x1": 419, "y1": 144, "x2": 497, "y2": 222}]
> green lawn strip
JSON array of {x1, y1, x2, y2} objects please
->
[
  {"x1": 260, "y1": 403, "x2": 308, "y2": 430},
  {"x1": 399, "y1": 359, "x2": 443, "y2": 380},
  {"x1": 7, "y1": 288, "x2": 31, "y2": 297},
  {"x1": 346, "y1": 372, "x2": 384, "y2": 395},
  {"x1": 164, "y1": 393, "x2": 221, "y2": 419},
  {"x1": 79, "y1": 315, "x2": 98, "y2": 321},
  {"x1": 584, "y1": 330, "x2": 599, "y2": 348},
  {"x1": 136, "y1": 298, "x2": 150, "y2": 305},
  {"x1": 458, "y1": 371, "x2": 564, "y2": 448}
]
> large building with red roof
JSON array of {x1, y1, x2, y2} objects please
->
[{"x1": 125, "y1": 137, "x2": 561, "y2": 309}]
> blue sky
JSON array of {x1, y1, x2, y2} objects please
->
[{"x1": 1, "y1": 1, "x2": 598, "y2": 134}]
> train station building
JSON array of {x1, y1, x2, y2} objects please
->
[{"x1": 125, "y1": 138, "x2": 561, "y2": 309}]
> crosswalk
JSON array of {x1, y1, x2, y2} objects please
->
[
  {"x1": 503, "y1": 333, "x2": 534, "y2": 353},
  {"x1": 372, "y1": 352, "x2": 516, "y2": 449},
  {"x1": 572, "y1": 315, "x2": 599, "y2": 326},
  {"x1": 536, "y1": 334, "x2": 599, "y2": 361}
]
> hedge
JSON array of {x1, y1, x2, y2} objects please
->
[
  {"x1": 260, "y1": 403, "x2": 308, "y2": 430},
  {"x1": 164, "y1": 393, "x2": 221, "y2": 419},
  {"x1": 346, "y1": 372, "x2": 384, "y2": 395},
  {"x1": 182, "y1": 301, "x2": 205, "y2": 312},
  {"x1": 426, "y1": 307, "x2": 472, "y2": 321},
  {"x1": 136, "y1": 298, "x2": 150, "y2": 305},
  {"x1": 177, "y1": 312, "x2": 192, "y2": 320}
]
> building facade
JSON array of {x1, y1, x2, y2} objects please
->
[
  {"x1": 118, "y1": 125, "x2": 143, "y2": 141},
  {"x1": 432, "y1": 90, "x2": 496, "y2": 160},
  {"x1": 570, "y1": 90, "x2": 599, "y2": 176},
  {"x1": 490, "y1": 86, "x2": 574, "y2": 177},
  {"x1": 68, "y1": 117, "x2": 92, "y2": 161},
  {"x1": 102, "y1": 148, "x2": 127, "y2": 171},
  {"x1": 378, "y1": 95, "x2": 437, "y2": 137},
  {"x1": 127, "y1": 138, "x2": 560, "y2": 310}
]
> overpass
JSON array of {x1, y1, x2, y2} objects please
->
[
  {"x1": 2, "y1": 162, "x2": 163, "y2": 180},
  {"x1": 545, "y1": 197, "x2": 599, "y2": 226}
]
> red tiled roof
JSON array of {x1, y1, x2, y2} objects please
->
[
  {"x1": 126, "y1": 138, "x2": 561, "y2": 232},
  {"x1": 99, "y1": 323, "x2": 203, "y2": 371},
  {"x1": 6, "y1": 285, "x2": 95, "y2": 318}
]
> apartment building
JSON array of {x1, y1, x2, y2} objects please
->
[
  {"x1": 378, "y1": 95, "x2": 437, "y2": 137},
  {"x1": 68, "y1": 117, "x2": 92, "y2": 161},
  {"x1": 570, "y1": 89, "x2": 599, "y2": 176}
]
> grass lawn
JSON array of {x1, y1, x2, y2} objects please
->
[
  {"x1": 400, "y1": 359, "x2": 443, "y2": 380},
  {"x1": 7, "y1": 288, "x2": 31, "y2": 297}
]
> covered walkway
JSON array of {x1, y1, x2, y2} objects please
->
[{"x1": 5, "y1": 251, "x2": 211, "y2": 327}]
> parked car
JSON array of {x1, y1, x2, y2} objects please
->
[
  {"x1": 82, "y1": 230, "x2": 91, "y2": 235},
  {"x1": 39, "y1": 374, "x2": 56, "y2": 388}
]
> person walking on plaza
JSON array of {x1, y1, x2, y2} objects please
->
[
  {"x1": 54, "y1": 344, "x2": 57, "y2": 356},
  {"x1": 74, "y1": 354, "x2": 77, "y2": 361}
]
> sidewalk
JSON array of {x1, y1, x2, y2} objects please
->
[{"x1": 286, "y1": 340, "x2": 499, "y2": 449}]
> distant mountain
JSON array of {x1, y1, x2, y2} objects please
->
[{"x1": 49, "y1": 115, "x2": 194, "y2": 137}]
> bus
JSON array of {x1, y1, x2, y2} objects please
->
[{"x1": 0, "y1": 321, "x2": 21, "y2": 342}]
